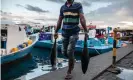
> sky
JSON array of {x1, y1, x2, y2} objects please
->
[{"x1": 1, "y1": 0, "x2": 133, "y2": 29}]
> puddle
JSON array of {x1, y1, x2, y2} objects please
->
[{"x1": 117, "y1": 67, "x2": 133, "y2": 80}]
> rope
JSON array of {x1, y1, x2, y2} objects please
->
[{"x1": 94, "y1": 48, "x2": 101, "y2": 55}]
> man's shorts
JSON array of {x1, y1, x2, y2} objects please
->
[{"x1": 62, "y1": 34, "x2": 79, "y2": 60}]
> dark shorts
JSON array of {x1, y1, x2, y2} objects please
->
[
  {"x1": 62, "y1": 34, "x2": 79, "y2": 59},
  {"x1": 62, "y1": 26, "x2": 80, "y2": 37}
]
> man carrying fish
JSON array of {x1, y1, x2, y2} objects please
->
[{"x1": 54, "y1": 0, "x2": 88, "y2": 79}]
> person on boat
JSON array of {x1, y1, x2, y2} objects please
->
[
  {"x1": 24, "y1": 26, "x2": 30, "y2": 36},
  {"x1": 54, "y1": 0, "x2": 88, "y2": 79}
]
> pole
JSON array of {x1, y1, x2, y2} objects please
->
[
  {"x1": 108, "y1": 28, "x2": 121, "y2": 74},
  {"x1": 131, "y1": 30, "x2": 133, "y2": 44},
  {"x1": 112, "y1": 28, "x2": 117, "y2": 68}
]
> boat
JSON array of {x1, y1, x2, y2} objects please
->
[
  {"x1": 0, "y1": 24, "x2": 39, "y2": 65},
  {"x1": 35, "y1": 32, "x2": 113, "y2": 55},
  {"x1": 35, "y1": 27, "x2": 62, "y2": 48},
  {"x1": 34, "y1": 25, "x2": 122, "y2": 55},
  {"x1": 57, "y1": 38, "x2": 113, "y2": 55},
  {"x1": 90, "y1": 27, "x2": 122, "y2": 48}
]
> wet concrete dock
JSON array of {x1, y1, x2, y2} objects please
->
[
  {"x1": 32, "y1": 44, "x2": 133, "y2": 80},
  {"x1": 95, "y1": 52, "x2": 133, "y2": 80}
]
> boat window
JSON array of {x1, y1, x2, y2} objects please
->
[
  {"x1": 1, "y1": 33, "x2": 6, "y2": 36},
  {"x1": 19, "y1": 27, "x2": 21, "y2": 31},
  {"x1": 1, "y1": 29, "x2": 7, "y2": 37}
]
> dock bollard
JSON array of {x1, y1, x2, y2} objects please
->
[
  {"x1": 112, "y1": 28, "x2": 117, "y2": 68},
  {"x1": 108, "y1": 28, "x2": 121, "y2": 74}
]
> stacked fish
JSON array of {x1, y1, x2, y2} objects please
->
[{"x1": 39, "y1": 32, "x2": 52, "y2": 41}]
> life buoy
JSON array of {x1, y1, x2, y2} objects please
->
[
  {"x1": 23, "y1": 44, "x2": 26, "y2": 48},
  {"x1": 11, "y1": 48, "x2": 18, "y2": 53},
  {"x1": 28, "y1": 40, "x2": 32, "y2": 45},
  {"x1": 23, "y1": 42, "x2": 28, "y2": 46}
]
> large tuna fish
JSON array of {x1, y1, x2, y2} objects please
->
[
  {"x1": 81, "y1": 34, "x2": 90, "y2": 74},
  {"x1": 50, "y1": 39, "x2": 57, "y2": 67}
]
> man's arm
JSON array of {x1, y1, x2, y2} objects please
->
[
  {"x1": 55, "y1": 16, "x2": 63, "y2": 33},
  {"x1": 79, "y1": 13, "x2": 88, "y2": 33}
]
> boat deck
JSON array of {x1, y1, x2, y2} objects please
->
[{"x1": 32, "y1": 44, "x2": 133, "y2": 80}]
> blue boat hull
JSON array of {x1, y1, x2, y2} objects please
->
[
  {"x1": 35, "y1": 40, "x2": 113, "y2": 55},
  {"x1": 35, "y1": 40, "x2": 53, "y2": 49},
  {"x1": 58, "y1": 44, "x2": 113, "y2": 55},
  {"x1": 1, "y1": 34, "x2": 39, "y2": 65}
]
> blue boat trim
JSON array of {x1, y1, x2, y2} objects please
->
[
  {"x1": 1, "y1": 34, "x2": 39, "y2": 65},
  {"x1": 35, "y1": 40, "x2": 114, "y2": 55}
]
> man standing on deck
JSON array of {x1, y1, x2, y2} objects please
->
[{"x1": 54, "y1": 0, "x2": 88, "y2": 79}]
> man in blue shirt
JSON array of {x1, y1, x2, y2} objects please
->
[{"x1": 54, "y1": 0, "x2": 88, "y2": 79}]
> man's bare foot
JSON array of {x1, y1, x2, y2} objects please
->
[
  {"x1": 51, "y1": 65, "x2": 57, "y2": 71},
  {"x1": 65, "y1": 73, "x2": 72, "y2": 80}
]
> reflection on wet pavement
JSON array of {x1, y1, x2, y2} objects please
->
[
  {"x1": 2, "y1": 48, "x2": 82, "y2": 80},
  {"x1": 16, "y1": 58, "x2": 68, "y2": 80},
  {"x1": 16, "y1": 57, "x2": 81, "y2": 80},
  {"x1": 117, "y1": 67, "x2": 133, "y2": 80}
]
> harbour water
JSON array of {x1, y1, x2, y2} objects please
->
[
  {"x1": 117, "y1": 67, "x2": 133, "y2": 80},
  {"x1": 1, "y1": 47, "x2": 81, "y2": 80}
]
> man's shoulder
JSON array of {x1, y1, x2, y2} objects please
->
[
  {"x1": 60, "y1": 2, "x2": 82, "y2": 9},
  {"x1": 61, "y1": 4, "x2": 65, "y2": 9},
  {"x1": 73, "y1": 2, "x2": 82, "y2": 6}
]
